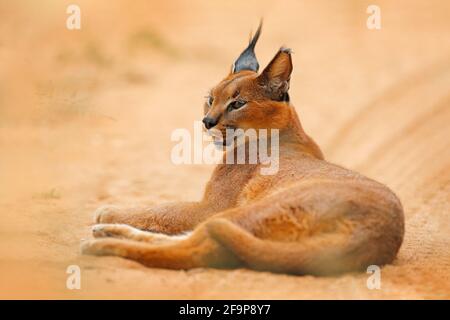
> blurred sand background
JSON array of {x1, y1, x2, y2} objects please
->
[{"x1": 0, "y1": 0, "x2": 449, "y2": 299}]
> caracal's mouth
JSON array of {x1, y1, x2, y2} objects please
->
[{"x1": 206, "y1": 126, "x2": 240, "y2": 147}]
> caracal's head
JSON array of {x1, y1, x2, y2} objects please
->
[{"x1": 202, "y1": 22, "x2": 294, "y2": 145}]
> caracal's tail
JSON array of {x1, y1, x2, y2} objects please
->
[{"x1": 206, "y1": 218, "x2": 398, "y2": 276}]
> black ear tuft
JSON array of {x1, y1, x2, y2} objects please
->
[{"x1": 232, "y1": 21, "x2": 263, "y2": 73}]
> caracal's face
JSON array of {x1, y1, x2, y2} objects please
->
[
  {"x1": 201, "y1": 22, "x2": 293, "y2": 146},
  {"x1": 204, "y1": 71, "x2": 261, "y2": 142},
  {"x1": 203, "y1": 70, "x2": 290, "y2": 146}
]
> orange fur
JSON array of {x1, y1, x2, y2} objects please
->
[{"x1": 82, "y1": 35, "x2": 404, "y2": 276}]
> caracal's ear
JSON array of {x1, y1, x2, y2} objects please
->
[
  {"x1": 231, "y1": 21, "x2": 263, "y2": 73},
  {"x1": 257, "y1": 48, "x2": 293, "y2": 101}
]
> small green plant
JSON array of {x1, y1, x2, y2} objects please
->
[
  {"x1": 33, "y1": 188, "x2": 61, "y2": 200},
  {"x1": 128, "y1": 28, "x2": 179, "y2": 58}
]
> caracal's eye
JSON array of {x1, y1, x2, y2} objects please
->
[
  {"x1": 207, "y1": 96, "x2": 214, "y2": 107},
  {"x1": 227, "y1": 99, "x2": 247, "y2": 111}
]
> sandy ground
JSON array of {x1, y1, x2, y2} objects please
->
[{"x1": 0, "y1": 0, "x2": 449, "y2": 299}]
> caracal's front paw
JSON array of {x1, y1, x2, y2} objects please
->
[
  {"x1": 92, "y1": 223, "x2": 136, "y2": 239},
  {"x1": 92, "y1": 223, "x2": 183, "y2": 244},
  {"x1": 93, "y1": 205, "x2": 122, "y2": 223}
]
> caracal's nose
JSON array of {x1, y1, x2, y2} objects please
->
[{"x1": 202, "y1": 117, "x2": 218, "y2": 129}]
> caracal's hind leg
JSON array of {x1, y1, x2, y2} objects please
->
[
  {"x1": 81, "y1": 222, "x2": 242, "y2": 270},
  {"x1": 83, "y1": 197, "x2": 309, "y2": 270},
  {"x1": 92, "y1": 223, "x2": 191, "y2": 244}
]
